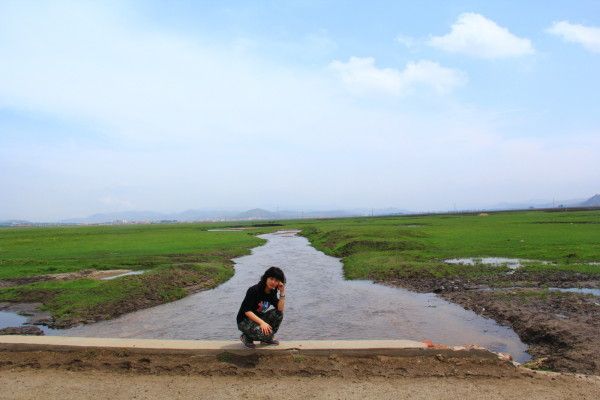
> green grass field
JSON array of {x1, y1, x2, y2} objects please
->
[
  {"x1": 0, "y1": 223, "x2": 267, "y2": 326},
  {"x1": 294, "y1": 210, "x2": 600, "y2": 281},
  {"x1": 1, "y1": 210, "x2": 599, "y2": 326}
]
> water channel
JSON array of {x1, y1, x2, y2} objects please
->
[{"x1": 53, "y1": 231, "x2": 530, "y2": 362}]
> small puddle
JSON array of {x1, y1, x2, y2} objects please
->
[
  {"x1": 549, "y1": 287, "x2": 600, "y2": 296},
  {"x1": 444, "y1": 257, "x2": 528, "y2": 269},
  {"x1": 444, "y1": 257, "x2": 600, "y2": 269},
  {"x1": 56, "y1": 231, "x2": 531, "y2": 362},
  {"x1": 100, "y1": 270, "x2": 146, "y2": 280},
  {"x1": 207, "y1": 228, "x2": 249, "y2": 232},
  {"x1": 0, "y1": 310, "x2": 60, "y2": 334}
]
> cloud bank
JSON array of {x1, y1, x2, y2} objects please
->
[
  {"x1": 547, "y1": 21, "x2": 600, "y2": 53},
  {"x1": 329, "y1": 57, "x2": 466, "y2": 95},
  {"x1": 428, "y1": 13, "x2": 534, "y2": 59}
]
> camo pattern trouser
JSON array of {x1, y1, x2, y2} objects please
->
[{"x1": 237, "y1": 309, "x2": 283, "y2": 342}]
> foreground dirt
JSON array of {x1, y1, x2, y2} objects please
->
[
  {"x1": 441, "y1": 289, "x2": 600, "y2": 374},
  {"x1": 1, "y1": 367, "x2": 598, "y2": 400},
  {"x1": 383, "y1": 275, "x2": 600, "y2": 375},
  {"x1": 0, "y1": 347, "x2": 520, "y2": 378}
]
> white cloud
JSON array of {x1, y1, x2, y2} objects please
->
[
  {"x1": 547, "y1": 21, "x2": 600, "y2": 53},
  {"x1": 329, "y1": 57, "x2": 466, "y2": 95},
  {"x1": 428, "y1": 13, "x2": 534, "y2": 58}
]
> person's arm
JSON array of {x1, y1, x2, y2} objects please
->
[
  {"x1": 245, "y1": 311, "x2": 272, "y2": 335},
  {"x1": 277, "y1": 283, "x2": 285, "y2": 312}
]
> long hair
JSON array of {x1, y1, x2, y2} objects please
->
[{"x1": 259, "y1": 266, "x2": 286, "y2": 292}]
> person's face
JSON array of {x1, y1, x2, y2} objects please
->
[{"x1": 266, "y1": 277, "x2": 281, "y2": 290}]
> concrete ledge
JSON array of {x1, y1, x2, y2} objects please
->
[
  {"x1": 0, "y1": 336, "x2": 427, "y2": 354},
  {"x1": 0, "y1": 336, "x2": 516, "y2": 378}
]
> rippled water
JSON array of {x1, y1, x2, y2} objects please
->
[{"x1": 56, "y1": 231, "x2": 530, "y2": 362}]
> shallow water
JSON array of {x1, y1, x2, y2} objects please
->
[
  {"x1": 100, "y1": 270, "x2": 146, "y2": 280},
  {"x1": 549, "y1": 287, "x2": 600, "y2": 296},
  {"x1": 0, "y1": 311, "x2": 27, "y2": 328},
  {"x1": 444, "y1": 257, "x2": 599, "y2": 269},
  {"x1": 0, "y1": 311, "x2": 59, "y2": 334},
  {"x1": 55, "y1": 231, "x2": 530, "y2": 362},
  {"x1": 445, "y1": 257, "x2": 543, "y2": 269}
]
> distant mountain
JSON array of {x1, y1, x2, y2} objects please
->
[
  {"x1": 234, "y1": 208, "x2": 280, "y2": 220},
  {"x1": 58, "y1": 207, "x2": 389, "y2": 224},
  {"x1": 487, "y1": 198, "x2": 586, "y2": 210},
  {"x1": 61, "y1": 211, "x2": 169, "y2": 224},
  {"x1": 580, "y1": 194, "x2": 600, "y2": 207},
  {"x1": 0, "y1": 219, "x2": 33, "y2": 226}
]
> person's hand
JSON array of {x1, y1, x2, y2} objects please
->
[
  {"x1": 277, "y1": 282, "x2": 285, "y2": 295},
  {"x1": 259, "y1": 322, "x2": 273, "y2": 335}
]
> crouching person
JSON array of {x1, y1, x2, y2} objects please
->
[{"x1": 237, "y1": 266, "x2": 286, "y2": 348}]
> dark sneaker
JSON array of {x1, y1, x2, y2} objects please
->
[
  {"x1": 260, "y1": 338, "x2": 279, "y2": 345},
  {"x1": 240, "y1": 334, "x2": 256, "y2": 348}
]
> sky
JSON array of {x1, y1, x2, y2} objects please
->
[{"x1": 1, "y1": 0, "x2": 600, "y2": 221}]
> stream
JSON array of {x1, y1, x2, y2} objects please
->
[{"x1": 53, "y1": 231, "x2": 530, "y2": 362}]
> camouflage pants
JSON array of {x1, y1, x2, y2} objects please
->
[{"x1": 237, "y1": 309, "x2": 283, "y2": 342}]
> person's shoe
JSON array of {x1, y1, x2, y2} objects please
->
[
  {"x1": 260, "y1": 338, "x2": 279, "y2": 345},
  {"x1": 240, "y1": 334, "x2": 256, "y2": 348}
]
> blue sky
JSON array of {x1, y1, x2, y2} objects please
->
[{"x1": 1, "y1": 0, "x2": 599, "y2": 220}]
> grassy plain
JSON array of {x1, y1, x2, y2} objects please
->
[
  {"x1": 1, "y1": 210, "x2": 599, "y2": 329},
  {"x1": 0, "y1": 223, "x2": 266, "y2": 326},
  {"x1": 296, "y1": 210, "x2": 600, "y2": 284}
]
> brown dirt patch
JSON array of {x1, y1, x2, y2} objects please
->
[
  {"x1": 381, "y1": 271, "x2": 600, "y2": 293},
  {"x1": 2, "y1": 369, "x2": 599, "y2": 400},
  {"x1": 1, "y1": 347, "x2": 599, "y2": 400},
  {"x1": 0, "y1": 346, "x2": 522, "y2": 378},
  {"x1": 441, "y1": 289, "x2": 600, "y2": 375},
  {"x1": 381, "y1": 273, "x2": 600, "y2": 375},
  {"x1": 0, "y1": 269, "x2": 140, "y2": 288}
]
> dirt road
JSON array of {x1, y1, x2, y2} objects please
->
[{"x1": 1, "y1": 368, "x2": 599, "y2": 400}]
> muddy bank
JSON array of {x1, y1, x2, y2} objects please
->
[
  {"x1": 441, "y1": 289, "x2": 600, "y2": 374},
  {"x1": 0, "y1": 269, "x2": 143, "y2": 288},
  {"x1": 382, "y1": 270, "x2": 600, "y2": 294},
  {"x1": 0, "y1": 326, "x2": 44, "y2": 335},
  {"x1": 382, "y1": 274, "x2": 600, "y2": 374},
  {"x1": 1, "y1": 266, "x2": 233, "y2": 329},
  {"x1": 0, "y1": 345, "x2": 522, "y2": 378}
]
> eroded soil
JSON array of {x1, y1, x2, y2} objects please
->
[
  {"x1": 0, "y1": 346, "x2": 526, "y2": 378},
  {"x1": 382, "y1": 273, "x2": 600, "y2": 375},
  {"x1": 0, "y1": 269, "x2": 139, "y2": 288}
]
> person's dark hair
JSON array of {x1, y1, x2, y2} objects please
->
[{"x1": 259, "y1": 266, "x2": 286, "y2": 291}]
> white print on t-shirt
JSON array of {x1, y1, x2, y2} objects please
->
[{"x1": 257, "y1": 300, "x2": 271, "y2": 313}]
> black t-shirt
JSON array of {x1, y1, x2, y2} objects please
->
[{"x1": 236, "y1": 283, "x2": 280, "y2": 324}]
